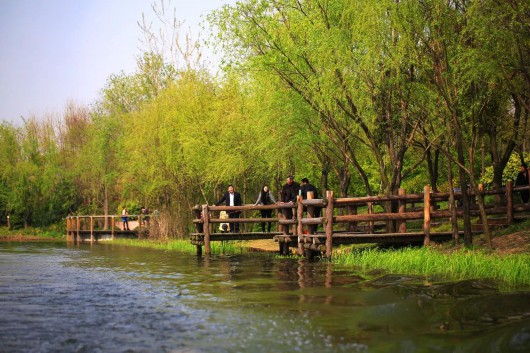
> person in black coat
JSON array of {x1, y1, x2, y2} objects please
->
[
  {"x1": 255, "y1": 185, "x2": 277, "y2": 232},
  {"x1": 280, "y1": 176, "x2": 300, "y2": 220},
  {"x1": 301, "y1": 178, "x2": 320, "y2": 217},
  {"x1": 516, "y1": 163, "x2": 529, "y2": 204},
  {"x1": 215, "y1": 185, "x2": 243, "y2": 232}
]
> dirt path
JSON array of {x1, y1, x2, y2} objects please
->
[{"x1": 243, "y1": 239, "x2": 279, "y2": 252}]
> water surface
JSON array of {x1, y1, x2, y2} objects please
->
[{"x1": 0, "y1": 242, "x2": 529, "y2": 352}]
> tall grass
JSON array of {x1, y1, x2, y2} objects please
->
[
  {"x1": 333, "y1": 246, "x2": 530, "y2": 288},
  {"x1": 110, "y1": 238, "x2": 248, "y2": 255},
  {"x1": 0, "y1": 226, "x2": 64, "y2": 239}
]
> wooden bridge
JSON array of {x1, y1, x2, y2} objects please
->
[
  {"x1": 66, "y1": 214, "x2": 149, "y2": 242},
  {"x1": 191, "y1": 182, "x2": 530, "y2": 257},
  {"x1": 65, "y1": 182, "x2": 529, "y2": 257}
]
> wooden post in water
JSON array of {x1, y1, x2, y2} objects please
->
[
  {"x1": 111, "y1": 216, "x2": 115, "y2": 240},
  {"x1": 325, "y1": 190, "x2": 334, "y2": 258},
  {"x1": 423, "y1": 185, "x2": 431, "y2": 246},
  {"x1": 193, "y1": 206, "x2": 203, "y2": 255},
  {"x1": 202, "y1": 204, "x2": 211, "y2": 255},
  {"x1": 305, "y1": 191, "x2": 316, "y2": 258},
  {"x1": 76, "y1": 216, "x2": 80, "y2": 242},
  {"x1": 297, "y1": 195, "x2": 304, "y2": 256},
  {"x1": 90, "y1": 216, "x2": 94, "y2": 242},
  {"x1": 506, "y1": 180, "x2": 513, "y2": 224},
  {"x1": 398, "y1": 188, "x2": 407, "y2": 233},
  {"x1": 65, "y1": 217, "x2": 70, "y2": 241}
]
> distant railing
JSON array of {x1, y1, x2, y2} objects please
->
[{"x1": 65, "y1": 214, "x2": 150, "y2": 242}]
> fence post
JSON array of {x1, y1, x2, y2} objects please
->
[
  {"x1": 66, "y1": 217, "x2": 70, "y2": 241},
  {"x1": 193, "y1": 206, "x2": 203, "y2": 255},
  {"x1": 297, "y1": 195, "x2": 304, "y2": 256},
  {"x1": 325, "y1": 190, "x2": 334, "y2": 258},
  {"x1": 306, "y1": 191, "x2": 315, "y2": 234},
  {"x1": 202, "y1": 204, "x2": 211, "y2": 255},
  {"x1": 398, "y1": 188, "x2": 407, "y2": 233},
  {"x1": 423, "y1": 185, "x2": 431, "y2": 246},
  {"x1": 111, "y1": 216, "x2": 115, "y2": 240},
  {"x1": 76, "y1": 216, "x2": 80, "y2": 242},
  {"x1": 90, "y1": 216, "x2": 94, "y2": 242},
  {"x1": 506, "y1": 180, "x2": 513, "y2": 224},
  {"x1": 367, "y1": 200, "x2": 374, "y2": 234}
]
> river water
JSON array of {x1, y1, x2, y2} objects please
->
[{"x1": 0, "y1": 242, "x2": 529, "y2": 353}]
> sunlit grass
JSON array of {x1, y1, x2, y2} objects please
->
[
  {"x1": 111, "y1": 238, "x2": 248, "y2": 255},
  {"x1": 0, "y1": 226, "x2": 64, "y2": 239},
  {"x1": 333, "y1": 246, "x2": 530, "y2": 288}
]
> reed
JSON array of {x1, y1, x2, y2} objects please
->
[{"x1": 333, "y1": 246, "x2": 530, "y2": 288}]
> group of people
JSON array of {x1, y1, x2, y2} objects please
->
[
  {"x1": 213, "y1": 176, "x2": 318, "y2": 233},
  {"x1": 120, "y1": 206, "x2": 150, "y2": 231}
]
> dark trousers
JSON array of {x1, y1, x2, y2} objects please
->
[
  {"x1": 260, "y1": 209, "x2": 273, "y2": 232},
  {"x1": 228, "y1": 212, "x2": 240, "y2": 232},
  {"x1": 522, "y1": 191, "x2": 529, "y2": 204}
]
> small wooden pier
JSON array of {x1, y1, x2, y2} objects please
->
[
  {"x1": 65, "y1": 215, "x2": 149, "y2": 242},
  {"x1": 191, "y1": 182, "x2": 530, "y2": 257}
]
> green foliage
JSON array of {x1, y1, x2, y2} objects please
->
[
  {"x1": 111, "y1": 238, "x2": 248, "y2": 255},
  {"x1": 0, "y1": 0, "x2": 528, "y2": 236},
  {"x1": 481, "y1": 153, "x2": 530, "y2": 186}
]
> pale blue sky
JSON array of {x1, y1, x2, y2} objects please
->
[{"x1": 0, "y1": 0, "x2": 232, "y2": 123}]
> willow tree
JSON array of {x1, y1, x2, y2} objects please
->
[
  {"x1": 468, "y1": 0, "x2": 530, "y2": 192},
  {"x1": 210, "y1": 0, "x2": 429, "y2": 198},
  {"x1": 394, "y1": 0, "x2": 526, "y2": 247}
]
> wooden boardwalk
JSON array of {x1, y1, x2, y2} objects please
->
[
  {"x1": 65, "y1": 182, "x2": 530, "y2": 258},
  {"x1": 66, "y1": 215, "x2": 148, "y2": 242},
  {"x1": 191, "y1": 183, "x2": 530, "y2": 257}
]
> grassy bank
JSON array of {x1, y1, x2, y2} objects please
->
[
  {"x1": 332, "y1": 246, "x2": 530, "y2": 288},
  {"x1": 112, "y1": 237, "x2": 529, "y2": 288},
  {"x1": 0, "y1": 226, "x2": 64, "y2": 240},
  {"x1": 112, "y1": 238, "x2": 248, "y2": 255}
]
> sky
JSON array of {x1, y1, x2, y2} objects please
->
[{"x1": 0, "y1": 0, "x2": 233, "y2": 124}]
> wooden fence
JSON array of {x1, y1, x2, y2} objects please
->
[
  {"x1": 191, "y1": 181, "x2": 530, "y2": 257},
  {"x1": 65, "y1": 214, "x2": 149, "y2": 242}
]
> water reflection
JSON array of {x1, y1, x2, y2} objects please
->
[{"x1": 0, "y1": 242, "x2": 529, "y2": 353}]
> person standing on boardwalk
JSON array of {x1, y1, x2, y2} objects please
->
[
  {"x1": 121, "y1": 207, "x2": 130, "y2": 230},
  {"x1": 215, "y1": 185, "x2": 243, "y2": 232},
  {"x1": 280, "y1": 176, "x2": 300, "y2": 220},
  {"x1": 516, "y1": 163, "x2": 529, "y2": 203},
  {"x1": 301, "y1": 177, "x2": 321, "y2": 217},
  {"x1": 141, "y1": 206, "x2": 150, "y2": 226},
  {"x1": 255, "y1": 185, "x2": 276, "y2": 232}
]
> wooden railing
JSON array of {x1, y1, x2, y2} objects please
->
[
  {"x1": 65, "y1": 214, "x2": 149, "y2": 242},
  {"x1": 192, "y1": 182, "x2": 530, "y2": 257}
]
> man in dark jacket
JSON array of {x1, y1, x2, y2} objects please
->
[
  {"x1": 301, "y1": 177, "x2": 320, "y2": 217},
  {"x1": 280, "y1": 176, "x2": 300, "y2": 220},
  {"x1": 516, "y1": 163, "x2": 529, "y2": 203},
  {"x1": 215, "y1": 185, "x2": 243, "y2": 232}
]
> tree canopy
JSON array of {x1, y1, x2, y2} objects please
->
[{"x1": 0, "y1": 0, "x2": 528, "y2": 243}]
